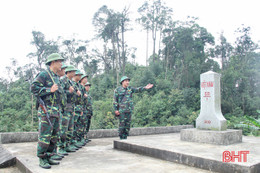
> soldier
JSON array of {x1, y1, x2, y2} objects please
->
[
  {"x1": 79, "y1": 74, "x2": 89, "y2": 145},
  {"x1": 72, "y1": 70, "x2": 85, "y2": 148},
  {"x1": 113, "y1": 76, "x2": 153, "y2": 140},
  {"x1": 31, "y1": 53, "x2": 64, "y2": 169},
  {"x1": 84, "y1": 82, "x2": 93, "y2": 143},
  {"x1": 50, "y1": 63, "x2": 68, "y2": 160},
  {"x1": 60, "y1": 65, "x2": 78, "y2": 153}
]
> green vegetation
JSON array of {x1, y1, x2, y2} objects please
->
[{"x1": 1, "y1": 1, "x2": 259, "y2": 136}]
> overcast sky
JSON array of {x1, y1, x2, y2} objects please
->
[{"x1": 0, "y1": 0, "x2": 259, "y2": 79}]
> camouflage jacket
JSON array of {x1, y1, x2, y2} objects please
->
[
  {"x1": 31, "y1": 67, "x2": 62, "y2": 117},
  {"x1": 73, "y1": 81, "x2": 84, "y2": 112},
  {"x1": 113, "y1": 86, "x2": 145, "y2": 113},
  {"x1": 59, "y1": 76, "x2": 67, "y2": 110},
  {"x1": 60, "y1": 76, "x2": 75, "y2": 104},
  {"x1": 85, "y1": 91, "x2": 93, "y2": 115}
]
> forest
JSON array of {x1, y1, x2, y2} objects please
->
[{"x1": 0, "y1": 0, "x2": 259, "y2": 136}]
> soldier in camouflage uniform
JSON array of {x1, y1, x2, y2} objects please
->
[
  {"x1": 60, "y1": 65, "x2": 78, "y2": 153},
  {"x1": 84, "y1": 82, "x2": 93, "y2": 142},
  {"x1": 72, "y1": 70, "x2": 85, "y2": 148},
  {"x1": 113, "y1": 76, "x2": 153, "y2": 140},
  {"x1": 50, "y1": 63, "x2": 68, "y2": 160},
  {"x1": 31, "y1": 53, "x2": 64, "y2": 169},
  {"x1": 79, "y1": 74, "x2": 89, "y2": 145}
]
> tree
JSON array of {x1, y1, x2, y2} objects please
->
[
  {"x1": 137, "y1": 0, "x2": 173, "y2": 62},
  {"x1": 162, "y1": 17, "x2": 217, "y2": 88},
  {"x1": 27, "y1": 31, "x2": 59, "y2": 71}
]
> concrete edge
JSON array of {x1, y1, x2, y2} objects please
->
[
  {"x1": 180, "y1": 128, "x2": 243, "y2": 145},
  {"x1": 113, "y1": 140, "x2": 259, "y2": 173},
  {"x1": 0, "y1": 145, "x2": 16, "y2": 168},
  {"x1": 15, "y1": 157, "x2": 34, "y2": 173},
  {"x1": 0, "y1": 125, "x2": 193, "y2": 144}
]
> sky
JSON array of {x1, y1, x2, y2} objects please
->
[{"x1": 0, "y1": 0, "x2": 259, "y2": 80}]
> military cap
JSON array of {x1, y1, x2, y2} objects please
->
[
  {"x1": 65, "y1": 65, "x2": 77, "y2": 72},
  {"x1": 45, "y1": 53, "x2": 64, "y2": 65},
  {"x1": 80, "y1": 74, "x2": 89, "y2": 81},
  {"x1": 61, "y1": 63, "x2": 68, "y2": 69},
  {"x1": 85, "y1": 82, "x2": 91, "y2": 86},
  {"x1": 75, "y1": 69, "x2": 83, "y2": 75},
  {"x1": 120, "y1": 76, "x2": 130, "y2": 84}
]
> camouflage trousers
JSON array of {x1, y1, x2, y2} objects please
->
[
  {"x1": 72, "y1": 111, "x2": 84, "y2": 143},
  {"x1": 37, "y1": 107, "x2": 60, "y2": 159},
  {"x1": 57, "y1": 111, "x2": 70, "y2": 148},
  {"x1": 85, "y1": 114, "x2": 92, "y2": 134},
  {"x1": 55, "y1": 111, "x2": 63, "y2": 151},
  {"x1": 118, "y1": 112, "x2": 131, "y2": 138},
  {"x1": 82, "y1": 111, "x2": 90, "y2": 138}
]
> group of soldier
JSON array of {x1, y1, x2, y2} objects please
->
[
  {"x1": 30, "y1": 53, "x2": 154, "y2": 169},
  {"x1": 31, "y1": 53, "x2": 93, "y2": 169}
]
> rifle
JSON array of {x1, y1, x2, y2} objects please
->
[{"x1": 37, "y1": 96, "x2": 53, "y2": 128}]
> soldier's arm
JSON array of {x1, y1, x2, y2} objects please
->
[
  {"x1": 64, "y1": 80, "x2": 74, "y2": 96},
  {"x1": 113, "y1": 89, "x2": 119, "y2": 111},
  {"x1": 31, "y1": 72, "x2": 52, "y2": 97},
  {"x1": 131, "y1": 86, "x2": 145, "y2": 93}
]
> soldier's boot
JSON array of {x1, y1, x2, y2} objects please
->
[
  {"x1": 85, "y1": 138, "x2": 91, "y2": 143},
  {"x1": 77, "y1": 138, "x2": 85, "y2": 146},
  {"x1": 48, "y1": 158, "x2": 60, "y2": 165},
  {"x1": 70, "y1": 144, "x2": 79, "y2": 150},
  {"x1": 65, "y1": 146, "x2": 76, "y2": 152},
  {"x1": 39, "y1": 158, "x2": 51, "y2": 169},
  {"x1": 74, "y1": 141, "x2": 83, "y2": 148},
  {"x1": 50, "y1": 154, "x2": 62, "y2": 161},
  {"x1": 57, "y1": 153, "x2": 65, "y2": 158},
  {"x1": 58, "y1": 148, "x2": 69, "y2": 156}
]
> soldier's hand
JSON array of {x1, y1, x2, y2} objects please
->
[
  {"x1": 84, "y1": 93, "x2": 88, "y2": 97},
  {"x1": 50, "y1": 84, "x2": 58, "y2": 92},
  {"x1": 144, "y1": 83, "x2": 154, "y2": 89},
  {"x1": 115, "y1": 111, "x2": 120, "y2": 116},
  {"x1": 69, "y1": 86, "x2": 74, "y2": 93}
]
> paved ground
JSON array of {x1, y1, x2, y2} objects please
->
[{"x1": 2, "y1": 136, "x2": 211, "y2": 173}]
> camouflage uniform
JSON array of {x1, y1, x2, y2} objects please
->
[
  {"x1": 72, "y1": 81, "x2": 84, "y2": 145},
  {"x1": 85, "y1": 90, "x2": 93, "y2": 139},
  {"x1": 113, "y1": 86, "x2": 145, "y2": 139},
  {"x1": 58, "y1": 76, "x2": 71, "y2": 150},
  {"x1": 31, "y1": 67, "x2": 62, "y2": 159}
]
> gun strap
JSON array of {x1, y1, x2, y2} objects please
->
[
  {"x1": 47, "y1": 69, "x2": 56, "y2": 84},
  {"x1": 46, "y1": 68, "x2": 57, "y2": 113}
]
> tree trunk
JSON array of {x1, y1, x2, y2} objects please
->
[
  {"x1": 31, "y1": 94, "x2": 34, "y2": 127},
  {"x1": 112, "y1": 34, "x2": 119, "y2": 86},
  {"x1": 146, "y1": 28, "x2": 149, "y2": 66},
  {"x1": 116, "y1": 32, "x2": 122, "y2": 72},
  {"x1": 121, "y1": 22, "x2": 126, "y2": 76}
]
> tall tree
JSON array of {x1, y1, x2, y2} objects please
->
[
  {"x1": 27, "y1": 31, "x2": 59, "y2": 71},
  {"x1": 137, "y1": 0, "x2": 173, "y2": 62},
  {"x1": 162, "y1": 17, "x2": 217, "y2": 88}
]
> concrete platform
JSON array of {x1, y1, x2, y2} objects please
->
[
  {"x1": 180, "y1": 128, "x2": 242, "y2": 145},
  {"x1": 2, "y1": 136, "x2": 211, "y2": 173},
  {"x1": 114, "y1": 133, "x2": 260, "y2": 173}
]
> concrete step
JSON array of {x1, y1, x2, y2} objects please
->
[
  {"x1": 113, "y1": 133, "x2": 260, "y2": 173},
  {"x1": 0, "y1": 145, "x2": 15, "y2": 168}
]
